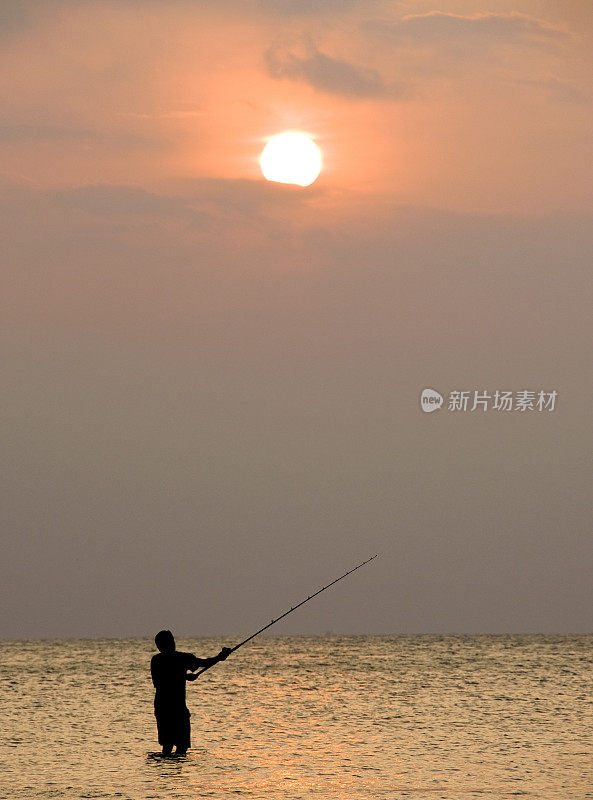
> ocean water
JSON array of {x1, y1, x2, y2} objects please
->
[{"x1": 0, "y1": 636, "x2": 591, "y2": 800}]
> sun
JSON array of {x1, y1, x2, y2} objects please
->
[{"x1": 260, "y1": 132, "x2": 322, "y2": 187}]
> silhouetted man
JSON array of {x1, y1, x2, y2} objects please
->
[{"x1": 151, "y1": 629, "x2": 231, "y2": 756}]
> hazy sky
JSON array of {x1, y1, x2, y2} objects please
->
[{"x1": 1, "y1": 0, "x2": 592, "y2": 638}]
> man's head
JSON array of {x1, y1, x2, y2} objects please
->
[{"x1": 155, "y1": 629, "x2": 176, "y2": 653}]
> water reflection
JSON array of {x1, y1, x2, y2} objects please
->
[{"x1": 0, "y1": 636, "x2": 591, "y2": 800}]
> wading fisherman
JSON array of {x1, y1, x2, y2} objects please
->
[
  {"x1": 150, "y1": 557, "x2": 377, "y2": 755},
  {"x1": 151, "y1": 629, "x2": 231, "y2": 756}
]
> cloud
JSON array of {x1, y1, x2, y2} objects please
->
[
  {"x1": 0, "y1": 0, "x2": 379, "y2": 41},
  {"x1": 0, "y1": 124, "x2": 168, "y2": 149},
  {"x1": 367, "y1": 11, "x2": 570, "y2": 52},
  {"x1": 49, "y1": 183, "x2": 199, "y2": 217},
  {"x1": 264, "y1": 13, "x2": 572, "y2": 99},
  {"x1": 511, "y1": 77, "x2": 584, "y2": 103},
  {"x1": 8, "y1": 178, "x2": 323, "y2": 235},
  {"x1": 358, "y1": 11, "x2": 574, "y2": 95},
  {"x1": 256, "y1": 0, "x2": 366, "y2": 13},
  {"x1": 265, "y1": 39, "x2": 396, "y2": 98},
  {"x1": 0, "y1": 124, "x2": 92, "y2": 143}
]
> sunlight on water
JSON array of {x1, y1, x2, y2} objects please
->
[{"x1": 0, "y1": 636, "x2": 591, "y2": 799}]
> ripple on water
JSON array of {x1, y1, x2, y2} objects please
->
[{"x1": 0, "y1": 636, "x2": 591, "y2": 799}]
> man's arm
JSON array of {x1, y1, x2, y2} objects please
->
[
  {"x1": 150, "y1": 654, "x2": 159, "y2": 689},
  {"x1": 186, "y1": 647, "x2": 231, "y2": 676}
]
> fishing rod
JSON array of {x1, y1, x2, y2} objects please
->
[{"x1": 193, "y1": 553, "x2": 378, "y2": 678}]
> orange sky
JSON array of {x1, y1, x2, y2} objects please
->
[
  {"x1": 1, "y1": 1, "x2": 592, "y2": 638},
  {"x1": 0, "y1": 0, "x2": 591, "y2": 213}
]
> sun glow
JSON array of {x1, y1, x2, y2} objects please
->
[{"x1": 260, "y1": 132, "x2": 322, "y2": 187}]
